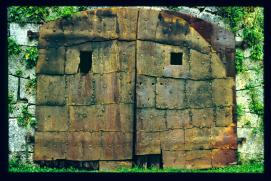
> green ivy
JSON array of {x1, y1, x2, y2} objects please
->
[
  {"x1": 235, "y1": 49, "x2": 245, "y2": 73},
  {"x1": 8, "y1": 6, "x2": 50, "y2": 24},
  {"x1": 17, "y1": 106, "x2": 36, "y2": 128},
  {"x1": 25, "y1": 78, "x2": 37, "y2": 93},
  {"x1": 15, "y1": 69, "x2": 23, "y2": 77},
  {"x1": 23, "y1": 47, "x2": 38, "y2": 69},
  {"x1": 8, "y1": 37, "x2": 21, "y2": 56},
  {"x1": 8, "y1": 93, "x2": 15, "y2": 114}
]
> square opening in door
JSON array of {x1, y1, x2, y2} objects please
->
[
  {"x1": 170, "y1": 52, "x2": 183, "y2": 65},
  {"x1": 79, "y1": 51, "x2": 92, "y2": 74}
]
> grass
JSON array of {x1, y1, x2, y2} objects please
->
[{"x1": 9, "y1": 162, "x2": 263, "y2": 173}]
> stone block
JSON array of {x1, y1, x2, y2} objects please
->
[
  {"x1": 185, "y1": 150, "x2": 212, "y2": 169},
  {"x1": 67, "y1": 132, "x2": 102, "y2": 161},
  {"x1": 36, "y1": 75, "x2": 66, "y2": 105},
  {"x1": 160, "y1": 129, "x2": 185, "y2": 151},
  {"x1": 137, "y1": 41, "x2": 164, "y2": 77},
  {"x1": 9, "y1": 102, "x2": 28, "y2": 118},
  {"x1": 100, "y1": 132, "x2": 132, "y2": 160},
  {"x1": 36, "y1": 106, "x2": 68, "y2": 132},
  {"x1": 211, "y1": 126, "x2": 237, "y2": 149},
  {"x1": 155, "y1": 11, "x2": 189, "y2": 45},
  {"x1": 211, "y1": 52, "x2": 226, "y2": 78},
  {"x1": 94, "y1": 73, "x2": 119, "y2": 104},
  {"x1": 215, "y1": 106, "x2": 233, "y2": 127},
  {"x1": 39, "y1": 19, "x2": 65, "y2": 48},
  {"x1": 34, "y1": 132, "x2": 67, "y2": 160},
  {"x1": 103, "y1": 104, "x2": 134, "y2": 132},
  {"x1": 162, "y1": 46, "x2": 190, "y2": 78},
  {"x1": 186, "y1": 80, "x2": 212, "y2": 108},
  {"x1": 69, "y1": 105, "x2": 104, "y2": 132},
  {"x1": 136, "y1": 131, "x2": 161, "y2": 155},
  {"x1": 99, "y1": 161, "x2": 132, "y2": 171},
  {"x1": 162, "y1": 150, "x2": 186, "y2": 169},
  {"x1": 212, "y1": 149, "x2": 236, "y2": 167},
  {"x1": 118, "y1": 72, "x2": 135, "y2": 104},
  {"x1": 137, "y1": 108, "x2": 166, "y2": 132},
  {"x1": 190, "y1": 49, "x2": 211, "y2": 79},
  {"x1": 36, "y1": 47, "x2": 65, "y2": 74},
  {"x1": 136, "y1": 75, "x2": 156, "y2": 108},
  {"x1": 67, "y1": 74, "x2": 96, "y2": 105},
  {"x1": 8, "y1": 75, "x2": 18, "y2": 102},
  {"x1": 185, "y1": 128, "x2": 211, "y2": 150},
  {"x1": 9, "y1": 118, "x2": 27, "y2": 152},
  {"x1": 212, "y1": 78, "x2": 234, "y2": 106},
  {"x1": 166, "y1": 109, "x2": 191, "y2": 129},
  {"x1": 191, "y1": 108, "x2": 215, "y2": 128},
  {"x1": 115, "y1": 7, "x2": 138, "y2": 40},
  {"x1": 156, "y1": 78, "x2": 186, "y2": 109},
  {"x1": 137, "y1": 9, "x2": 160, "y2": 41},
  {"x1": 118, "y1": 41, "x2": 136, "y2": 72}
]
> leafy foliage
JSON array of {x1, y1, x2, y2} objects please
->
[
  {"x1": 8, "y1": 37, "x2": 21, "y2": 56},
  {"x1": 23, "y1": 47, "x2": 38, "y2": 69},
  {"x1": 8, "y1": 6, "x2": 50, "y2": 24},
  {"x1": 235, "y1": 49, "x2": 245, "y2": 73},
  {"x1": 8, "y1": 93, "x2": 15, "y2": 114},
  {"x1": 17, "y1": 106, "x2": 36, "y2": 128},
  {"x1": 25, "y1": 78, "x2": 37, "y2": 93}
]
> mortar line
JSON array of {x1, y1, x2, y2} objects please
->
[{"x1": 132, "y1": 9, "x2": 140, "y2": 165}]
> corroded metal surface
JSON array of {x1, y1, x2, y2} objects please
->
[{"x1": 34, "y1": 7, "x2": 236, "y2": 170}]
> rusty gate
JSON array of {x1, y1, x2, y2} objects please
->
[{"x1": 34, "y1": 7, "x2": 237, "y2": 170}]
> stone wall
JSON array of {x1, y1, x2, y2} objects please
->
[{"x1": 8, "y1": 6, "x2": 263, "y2": 165}]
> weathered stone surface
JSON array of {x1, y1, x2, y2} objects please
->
[
  {"x1": 36, "y1": 47, "x2": 65, "y2": 74},
  {"x1": 137, "y1": 41, "x2": 164, "y2": 77},
  {"x1": 166, "y1": 109, "x2": 191, "y2": 129},
  {"x1": 67, "y1": 74, "x2": 95, "y2": 105},
  {"x1": 190, "y1": 49, "x2": 211, "y2": 79},
  {"x1": 39, "y1": 19, "x2": 65, "y2": 48},
  {"x1": 162, "y1": 46, "x2": 190, "y2": 78},
  {"x1": 69, "y1": 105, "x2": 104, "y2": 132},
  {"x1": 118, "y1": 41, "x2": 136, "y2": 72},
  {"x1": 162, "y1": 150, "x2": 186, "y2": 168},
  {"x1": 34, "y1": 132, "x2": 67, "y2": 160},
  {"x1": 8, "y1": 75, "x2": 18, "y2": 101},
  {"x1": 185, "y1": 150, "x2": 212, "y2": 169},
  {"x1": 211, "y1": 126, "x2": 237, "y2": 149},
  {"x1": 156, "y1": 78, "x2": 186, "y2": 109},
  {"x1": 212, "y1": 78, "x2": 234, "y2": 106},
  {"x1": 103, "y1": 104, "x2": 133, "y2": 132},
  {"x1": 9, "y1": 118, "x2": 27, "y2": 152},
  {"x1": 118, "y1": 72, "x2": 135, "y2": 104},
  {"x1": 99, "y1": 161, "x2": 132, "y2": 171},
  {"x1": 186, "y1": 80, "x2": 212, "y2": 108},
  {"x1": 19, "y1": 78, "x2": 36, "y2": 104},
  {"x1": 212, "y1": 149, "x2": 236, "y2": 167},
  {"x1": 137, "y1": 9, "x2": 160, "y2": 40},
  {"x1": 211, "y1": 52, "x2": 227, "y2": 78},
  {"x1": 191, "y1": 108, "x2": 214, "y2": 128},
  {"x1": 94, "y1": 73, "x2": 119, "y2": 104},
  {"x1": 36, "y1": 75, "x2": 65, "y2": 105},
  {"x1": 136, "y1": 131, "x2": 161, "y2": 155},
  {"x1": 36, "y1": 106, "x2": 68, "y2": 132},
  {"x1": 137, "y1": 108, "x2": 166, "y2": 132},
  {"x1": 67, "y1": 132, "x2": 101, "y2": 161},
  {"x1": 136, "y1": 75, "x2": 156, "y2": 108},
  {"x1": 160, "y1": 129, "x2": 185, "y2": 151},
  {"x1": 100, "y1": 132, "x2": 132, "y2": 160},
  {"x1": 9, "y1": 23, "x2": 40, "y2": 46},
  {"x1": 115, "y1": 7, "x2": 138, "y2": 40},
  {"x1": 215, "y1": 106, "x2": 233, "y2": 127},
  {"x1": 185, "y1": 128, "x2": 211, "y2": 150}
]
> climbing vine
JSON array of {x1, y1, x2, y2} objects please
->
[
  {"x1": 17, "y1": 106, "x2": 36, "y2": 128},
  {"x1": 8, "y1": 37, "x2": 21, "y2": 56},
  {"x1": 23, "y1": 47, "x2": 38, "y2": 69}
]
